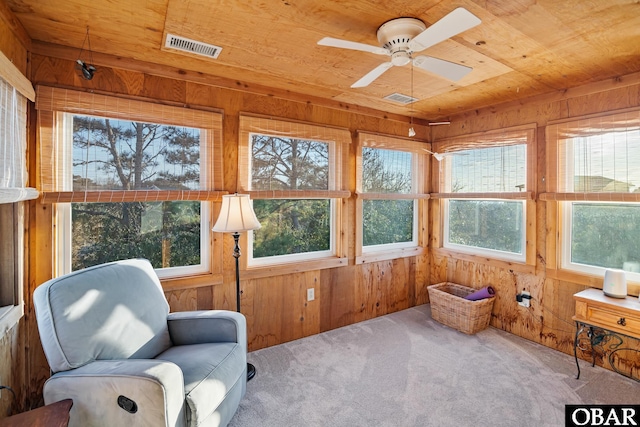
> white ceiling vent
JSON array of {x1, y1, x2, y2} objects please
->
[
  {"x1": 164, "y1": 33, "x2": 222, "y2": 59},
  {"x1": 384, "y1": 92, "x2": 418, "y2": 104}
]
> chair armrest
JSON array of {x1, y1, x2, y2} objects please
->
[
  {"x1": 43, "y1": 360, "x2": 185, "y2": 427},
  {"x1": 167, "y1": 310, "x2": 247, "y2": 349}
]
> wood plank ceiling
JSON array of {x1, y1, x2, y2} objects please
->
[{"x1": 6, "y1": 0, "x2": 640, "y2": 121}]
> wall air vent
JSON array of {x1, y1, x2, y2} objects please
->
[
  {"x1": 383, "y1": 92, "x2": 418, "y2": 104},
  {"x1": 164, "y1": 33, "x2": 222, "y2": 59}
]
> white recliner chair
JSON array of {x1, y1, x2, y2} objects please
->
[{"x1": 33, "y1": 258, "x2": 247, "y2": 427}]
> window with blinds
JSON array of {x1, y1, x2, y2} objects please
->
[
  {"x1": 357, "y1": 132, "x2": 427, "y2": 255},
  {"x1": 36, "y1": 86, "x2": 224, "y2": 278},
  {"x1": 0, "y1": 76, "x2": 37, "y2": 203},
  {"x1": 0, "y1": 51, "x2": 35, "y2": 325},
  {"x1": 547, "y1": 108, "x2": 640, "y2": 279},
  {"x1": 548, "y1": 109, "x2": 640, "y2": 196},
  {"x1": 238, "y1": 114, "x2": 350, "y2": 267},
  {"x1": 434, "y1": 125, "x2": 535, "y2": 263}
]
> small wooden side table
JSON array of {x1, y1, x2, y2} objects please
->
[
  {"x1": 0, "y1": 399, "x2": 72, "y2": 427},
  {"x1": 573, "y1": 288, "x2": 640, "y2": 381}
]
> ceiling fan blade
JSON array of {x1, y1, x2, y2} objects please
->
[
  {"x1": 351, "y1": 62, "x2": 394, "y2": 88},
  {"x1": 413, "y1": 56, "x2": 473, "y2": 81},
  {"x1": 318, "y1": 37, "x2": 389, "y2": 55},
  {"x1": 408, "y1": 8, "x2": 481, "y2": 52}
]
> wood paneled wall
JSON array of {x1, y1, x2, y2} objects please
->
[
  {"x1": 430, "y1": 74, "x2": 640, "y2": 376},
  {"x1": 25, "y1": 53, "x2": 431, "y2": 401}
]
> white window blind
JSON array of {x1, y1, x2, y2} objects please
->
[
  {"x1": 0, "y1": 76, "x2": 38, "y2": 204},
  {"x1": 547, "y1": 109, "x2": 640, "y2": 194}
]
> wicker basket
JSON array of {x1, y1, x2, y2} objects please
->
[{"x1": 427, "y1": 282, "x2": 495, "y2": 335}]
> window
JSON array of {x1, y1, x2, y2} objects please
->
[
  {"x1": 443, "y1": 145, "x2": 527, "y2": 261},
  {"x1": 238, "y1": 115, "x2": 350, "y2": 268},
  {"x1": 564, "y1": 203, "x2": 640, "y2": 276},
  {"x1": 36, "y1": 87, "x2": 223, "y2": 279},
  {"x1": 548, "y1": 109, "x2": 640, "y2": 280},
  {"x1": 0, "y1": 203, "x2": 23, "y2": 318},
  {"x1": 356, "y1": 133, "x2": 427, "y2": 262},
  {"x1": 251, "y1": 135, "x2": 333, "y2": 261},
  {"x1": 434, "y1": 126, "x2": 535, "y2": 265},
  {"x1": 0, "y1": 54, "x2": 36, "y2": 325}
]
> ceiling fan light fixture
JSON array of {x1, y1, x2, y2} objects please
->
[
  {"x1": 408, "y1": 127, "x2": 416, "y2": 137},
  {"x1": 391, "y1": 51, "x2": 412, "y2": 67}
]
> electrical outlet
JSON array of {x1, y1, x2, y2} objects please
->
[
  {"x1": 518, "y1": 291, "x2": 531, "y2": 308},
  {"x1": 307, "y1": 288, "x2": 315, "y2": 302}
]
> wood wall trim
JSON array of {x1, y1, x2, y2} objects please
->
[
  {"x1": 431, "y1": 247, "x2": 536, "y2": 275},
  {"x1": 356, "y1": 192, "x2": 430, "y2": 200},
  {"x1": 430, "y1": 191, "x2": 533, "y2": 200},
  {"x1": 243, "y1": 257, "x2": 348, "y2": 280},
  {"x1": 546, "y1": 104, "x2": 640, "y2": 127},
  {"x1": 30, "y1": 41, "x2": 421, "y2": 125},
  {"x1": 246, "y1": 190, "x2": 350, "y2": 200},
  {"x1": 356, "y1": 246, "x2": 425, "y2": 265},
  {"x1": 539, "y1": 192, "x2": 640, "y2": 202},
  {"x1": 160, "y1": 273, "x2": 223, "y2": 292},
  {"x1": 450, "y1": 71, "x2": 640, "y2": 126},
  {"x1": 546, "y1": 268, "x2": 640, "y2": 297},
  {"x1": 39, "y1": 190, "x2": 227, "y2": 204}
]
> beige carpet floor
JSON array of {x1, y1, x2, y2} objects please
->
[{"x1": 228, "y1": 304, "x2": 640, "y2": 427}]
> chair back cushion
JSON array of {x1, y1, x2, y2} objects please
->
[{"x1": 34, "y1": 259, "x2": 172, "y2": 373}]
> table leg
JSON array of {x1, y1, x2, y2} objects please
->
[
  {"x1": 588, "y1": 326, "x2": 596, "y2": 367},
  {"x1": 574, "y1": 321, "x2": 583, "y2": 380}
]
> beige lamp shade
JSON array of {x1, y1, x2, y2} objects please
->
[{"x1": 212, "y1": 193, "x2": 262, "y2": 233}]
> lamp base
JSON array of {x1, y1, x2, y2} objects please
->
[{"x1": 247, "y1": 362, "x2": 256, "y2": 381}]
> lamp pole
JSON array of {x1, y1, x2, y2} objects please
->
[
  {"x1": 232, "y1": 231, "x2": 256, "y2": 380},
  {"x1": 232, "y1": 232, "x2": 241, "y2": 313},
  {"x1": 212, "y1": 194, "x2": 261, "y2": 382}
]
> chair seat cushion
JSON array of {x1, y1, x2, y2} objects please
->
[{"x1": 156, "y1": 342, "x2": 245, "y2": 427}]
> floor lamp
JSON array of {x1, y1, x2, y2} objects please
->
[{"x1": 212, "y1": 193, "x2": 261, "y2": 381}]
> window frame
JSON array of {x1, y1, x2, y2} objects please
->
[
  {"x1": 237, "y1": 114, "x2": 350, "y2": 275},
  {"x1": 546, "y1": 108, "x2": 640, "y2": 290},
  {"x1": 431, "y1": 124, "x2": 537, "y2": 271},
  {"x1": 247, "y1": 198, "x2": 338, "y2": 267},
  {"x1": 35, "y1": 86, "x2": 225, "y2": 285},
  {"x1": 443, "y1": 197, "x2": 527, "y2": 263},
  {"x1": 0, "y1": 203, "x2": 25, "y2": 330},
  {"x1": 362, "y1": 199, "x2": 419, "y2": 253},
  {"x1": 56, "y1": 201, "x2": 212, "y2": 280},
  {"x1": 559, "y1": 201, "x2": 640, "y2": 283},
  {"x1": 355, "y1": 132, "x2": 429, "y2": 264},
  {"x1": 0, "y1": 52, "x2": 34, "y2": 329}
]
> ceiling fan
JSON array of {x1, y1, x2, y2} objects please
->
[{"x1": 317, "y1": 7, "x2": 481, "y2": 88}]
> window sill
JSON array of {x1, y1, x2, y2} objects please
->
[
  {"x1": 244, "y1": 257, "x2": 348, "y2": 280},
  {"x1": 0, "y1": 303, "x2": 24, "y2": 335},
  {"x1": 356, "y1": 246, "x2": 425, "y2": 264},
  {"x1": 160, "y1": 272, "x2": 223, "y2": 292},
  {"x1": 431, "y1": 247, "x2": 535, "y2": 275},
  {"x1": 546, "y1": 268, "x2": 640, "y2": 297}
]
